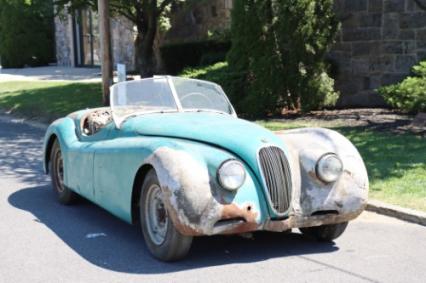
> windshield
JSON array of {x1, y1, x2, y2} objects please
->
[
  {"x1": 172, "y1": 77, "x2": 234, "y2": 114},
  {"x1": 111, "y1": 76, "x2": 235, "y2": 127}
]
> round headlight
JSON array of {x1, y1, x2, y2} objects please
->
[
  {"x1": 217, "y1": 160, "x2": 246, "y2": 191},
  {"x1": 316, "y1": 153, "x2": 343, "y2": 183}
]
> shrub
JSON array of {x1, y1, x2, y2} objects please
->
[
  {"x1": 0, "y1": 0, "x2": 55, "y2": 68},
  {"x1": 160, "y1": 40, "x2": 231, "y2": 75},
  {"x1": 227, "y1": 0, "x2": 339, "y2": 117},
  {"x1": 379, "y1": 61, "x2": 426, "y2": 113}
]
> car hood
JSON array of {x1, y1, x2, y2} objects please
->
[{"x1": 122, "y1": 112, "x2": 288, "y2": 171}]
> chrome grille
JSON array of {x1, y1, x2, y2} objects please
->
[{"x1": 258, "y1": 146, "x2": 292, "y2": 214}]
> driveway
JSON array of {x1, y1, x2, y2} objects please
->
[
  {"x1": 0, "y1": 116, "x2": 425, "y2": 283},
  {"x1": 0, "y1": 66, "x2": 101, "y2": 82}
]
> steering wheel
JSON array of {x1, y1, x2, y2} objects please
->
[{"x1": 180, "y1": 92, "x2": 214, "y2": 108}]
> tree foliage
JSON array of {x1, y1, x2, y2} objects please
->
[
  {"x1": 0, "y1": 0, "x2": 55, "y2": 68},
  {"x1": 228, "y1": 0, "x2": 339, "y2": 117},
  {"x1": 55, "y1": 0, "x2": 185, "y2": 77}
]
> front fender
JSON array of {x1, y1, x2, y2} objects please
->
[
  {"x1": 144, "y1": 144, "x2": 269, "y2": 236},
  {"x1": 275, "y1": 128, "x2": 369, "y2": 222}
]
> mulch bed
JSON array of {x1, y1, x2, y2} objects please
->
[{"x1": 278, "y1": 108, "x2": 425, "y2": 136}]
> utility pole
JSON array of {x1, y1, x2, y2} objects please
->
[{"x1": 98, "y1": 0, "x2": 113, "y2": 106}]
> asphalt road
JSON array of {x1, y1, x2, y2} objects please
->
[{"x1": 0, "y1": 117, "x2": 425, "y2": 283}]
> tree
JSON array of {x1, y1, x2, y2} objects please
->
[
  {"x1": 55, "y1": 0, "x2": 184, "y2": 77},
  {"x1": 228, "y1": 0, "x2": 339, "y2": 116},
  {"x1": 0, "y1": 0, "x2": 55, "y2": 68}
]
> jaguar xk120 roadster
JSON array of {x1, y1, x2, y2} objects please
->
[{"x1": 43, "y1": 76, "x2": 368, "y2": 261}]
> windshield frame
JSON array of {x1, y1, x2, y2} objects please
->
[{"x1": 110, "y1": 76, "x2": 237, "y2": 128}]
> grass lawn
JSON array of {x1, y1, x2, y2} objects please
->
[
  {"x1": 0, "y1": 81, "x2": 102, "y2": 122},
  {"x1": 0, "y1": 81, "x2": 425, "y2": 211},
  {"x1": 260, "y1": 120, "x2": 426, "y2": 212}
]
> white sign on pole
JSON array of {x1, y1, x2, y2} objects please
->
[{"x1": 117, "y1": 63, "x2": 126, "y2": 82}]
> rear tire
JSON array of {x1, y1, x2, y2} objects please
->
[
  {"x1": 140, "y1": 169, "x2": 193, "y2": 261},
  {"x1": 300, "y1": 222, "x2": 348, "y2": 242},
  {"x1": 50, "y1": 140, "x2": 77, "y2": 205}
]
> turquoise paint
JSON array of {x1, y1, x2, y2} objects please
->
[
  {"x1": 43, "y1": 111, "x2": 288, "y2": 227},
  {"x1": 123, "y1": 112, "x2": 289, "y2": 175}
]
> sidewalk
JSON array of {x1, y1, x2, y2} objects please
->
[{"x1": 0, "y1": 66, "x2": 102, "y2": 82}]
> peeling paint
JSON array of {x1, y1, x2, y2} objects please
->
[
  {"x1": 146, "y1": 147, "x2": 223, "y2": 235},
  {"x1": 276, "y1": 128, "x2": 369, "y2": 219},
  {"x1": 140, "y1": 127, "x2": 368, "y2": 236},
  {"x1": 263, "y1": 208, "x2": 365, "y2": 232}
]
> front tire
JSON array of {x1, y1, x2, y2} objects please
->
[
  {"x1": 300, "y1": 222, "x2": 348, "y2": 242},
  {"x1": 50, "y1": 140, "x2": 77, "y2": 205},
  {"x1": 139, "y1": 169, "x2": 193, "y2": 261}
]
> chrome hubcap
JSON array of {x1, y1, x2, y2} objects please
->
[{"x1": 145, "y1": 184, "x2": 168, "y2": 245}]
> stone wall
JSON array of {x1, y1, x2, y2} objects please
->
[
  {"x1": 162, "y1": 0, "x2": 233, "y2": 44},
  {"x1": 53, "y1": 0, "x2": 426, "y2": 108},
  {"x1": 54, "y1": 13, "x2": 74, "y2": 67},
  {"x1": 331, "y1": 0, "x2": 426, "y2": 107},
  {"x1": 54, "y1": 13, "x2": 136, "y2": 70},
  {"x1": 111, "y1": 17, "x2": 136, "y2": 70}
]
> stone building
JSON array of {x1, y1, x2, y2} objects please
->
[
  {"x1": 331, "y1": 0, "x2": 426, "y2": 107},
  {"x1": 54, "y1": 0, "x2": 232, "y2": 70},
  {"x1": 54, "y1": 0, "x2": 426, "y2": 107},
  {"x1": 54, "y1": 9, "x2": 135, "y2": 69}
]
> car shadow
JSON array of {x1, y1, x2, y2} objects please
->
[{"x1": 8, "y1": 185, "x2": 339, "y2": 274}]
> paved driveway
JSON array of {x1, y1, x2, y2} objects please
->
[
  {"x1": 0, "y1": 116, "x2": 425, "y2": 283},
  {"x1": 0, "y1": 66, "x2": 101, "y2": 82}
]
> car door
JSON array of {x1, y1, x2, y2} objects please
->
[
  {"x1": 91, "y1": 126, "x2": 142, "y2": 222},
  {"x1": 66, "y1": 123, "x2": 112, "y2": 202}
]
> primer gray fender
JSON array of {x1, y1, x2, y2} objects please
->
[
  {"x1": 275, "y1": 128, "x2": 369, "y2": 219},
  {"x1": 144, "y1": 147, "x2": 258, "y2": 236}
]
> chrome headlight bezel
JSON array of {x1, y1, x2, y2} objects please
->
[
  {"x1": 217, "y1": 159, "x2": 246, "y2": 191},
  {"x1": 315, "y1": 153, "x2": 343, "y2": 183}
]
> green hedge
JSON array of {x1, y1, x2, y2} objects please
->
[
  {"x1": 379, "y1": 61, "x2": 426, "y2": 113},
  {"x1": 160, "y1": 40, "x2": 231, "y2": 75},
  {"x1": 0, "y1": 0, "x2": 55, "y2": 68}
]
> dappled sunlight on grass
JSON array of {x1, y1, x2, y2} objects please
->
[
  {"x1": 0, "y1": 81, "x2": 102, "y2": 122},
  {"x1": 260, "y1": 120, "x2": 426, "y2": 211}
]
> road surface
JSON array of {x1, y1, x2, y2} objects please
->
[{"x1": 0, "y1": 116, "x2": 425, "y2": 283}]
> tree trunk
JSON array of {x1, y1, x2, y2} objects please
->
[
  {"x1": 135, "y1": 4, "x2": 158, "y2": 78},
  {"x1": 135, "y1": 32, "x2": 156, "y2": 78}
]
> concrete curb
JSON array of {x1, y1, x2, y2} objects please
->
[{"x1": 366, "y1": 200, "x2": 426, "y2": 226}]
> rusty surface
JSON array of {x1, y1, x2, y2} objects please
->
[
  {"x1": 145, "y1": 127, "x2": 370, "y2": 237},
  {"x1": 215, "y1": 203, "x2": 259, "y2": 235},
  {"x1": 276, "y1": 128, "x2": 369, "y2": 219},
  {"x1": 263, "y1": 208, "x2": 366, "y2": 232},
  {"x1": 221, "y1": 203, "x2": 257, "y2": 222}
]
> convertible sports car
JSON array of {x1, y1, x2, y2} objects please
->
[{"x1": 43, "y1": 76, "x2": 368, "y2": 261}]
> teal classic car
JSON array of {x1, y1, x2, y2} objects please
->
[{"x1": 43, "y1": 76, "x2": 369, "y2": 261}]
